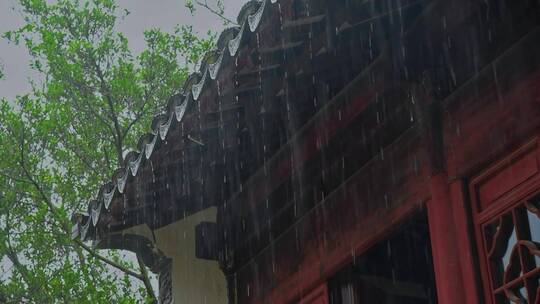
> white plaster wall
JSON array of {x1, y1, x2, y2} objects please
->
[
  {"x1": 121, "y1": 208, "x2": 228, "y2": 303},
  {"x1": 153, "y1": 207, "x2": 227, "y2": 304}
]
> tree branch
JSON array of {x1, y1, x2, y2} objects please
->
[
  {"x1": 89, "y1": 57, "x2": 124, "y2": 164},
  {"x1": 88, "y1": 58, "x2": 159, "y2": 302},
  {"x1": 74, "y1": 240, "x2": 143, "y2": 280},
  {"x1": 0, "y1": 170, "x2": 31, "y2": 185},
  {"x1": 195, "y1": 0, "x2": 238, "y2": 25},
  {"x1": 16, "y1": 126, "x2": 144, "y2": 282},
  {"x1": 56, "y1": 127, "x2": 101, "y2": 178},
  {"x1": 136, "y1": 254, "x2": 157, "y2": 303},
  {"x1": 121, "y1": 95, "x2": 149, "y2": 141},
  {"x1": 3, "y1": 209, "x2": 46, "y2": 301}
]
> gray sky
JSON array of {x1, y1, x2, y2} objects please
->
[{"x1": 0, "y1": 0, "x2": 246, "y2": 101}]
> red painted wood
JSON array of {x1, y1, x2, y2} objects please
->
[
  {"x1": 444, "y1": 51, "x2": 540, "y2": 179},
  {"x1": 241, "y1": 86, "x2": 379, "y2": 210},
  {"x1": 242, "y1": 26, "x2": 540, "y2": 304},
  {"x1": 469, "y1": 137, "x2": 540, "y2": 304},
  {"x1": 477, "y1": 147, "x2": 539, "y2": 210},
  {"x1": 449, "y1": 180, "x2": 483, "y2": 304},
  {"x1": 257, "y1": 195, "x2": 427, "y2": 304},
  {"x1": 235, "y1": 127, "x2": 432, "y2": 304},
  {"x1": 297, "y1": 285, "x2": 328, "y2": 304},
  {"x1": 471, "y1": 140, "x2": 540, "y2": 219},
  {"x1": 260, "y1": 69, "x2": 540, "y2": 304},
  {"x1": 427, "y1": 173, "x2": 467, "y2": 304}
]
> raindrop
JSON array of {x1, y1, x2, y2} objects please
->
[
  {"x1": 404, "y1": 66, "x2": 409, "y2": 80},
  {"x1": 443, "y1": 16, "x2": 447, "y2": 30},
  {"x1": 295, "y1": 227, "x2": 300, "y2": 252},
  {"x1": 150, "y1": 160, "x2": 156, "y2": 183}
]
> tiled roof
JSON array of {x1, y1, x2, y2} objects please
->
[{"x1": 72, "y1": 0, "x2": 278, "y2": 241}]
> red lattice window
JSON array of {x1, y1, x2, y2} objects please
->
[
  {"x1": 471, "y1": 140, "x2": 540, "y2": 304},
  {"x1": 482, "y1": 198, "x2": 540, "y2": 303}
]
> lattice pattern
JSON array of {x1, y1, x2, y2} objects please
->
[{"x1": 482, "y1": 196, "x2": 540, "y2": 303}]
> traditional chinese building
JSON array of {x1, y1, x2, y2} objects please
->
[{"x1": 72, "y1": 0, "x2": 540, "y2": 303}]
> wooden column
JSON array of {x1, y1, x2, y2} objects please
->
[
  {"x1": 449, "y1": 179, "x2": 483, "y2": 304},
  {"x1": 427, "y1": 173, "x2": 468, "y2": 304}
]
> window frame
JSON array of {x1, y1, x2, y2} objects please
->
[{"x1": 469, "y1": 138, "x2": 540, "y2": 304}]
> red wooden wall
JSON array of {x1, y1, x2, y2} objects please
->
[{"x1": 264, "y1": 19, "x2": 540, "y2": 304}]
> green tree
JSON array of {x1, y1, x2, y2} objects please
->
[{"x1": 0, "y1": 0, "x2": 214, "y2": 302}]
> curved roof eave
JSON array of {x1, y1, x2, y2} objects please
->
[{"x1": 72, "y1": 0, "x2": 277, "y2": 242}]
